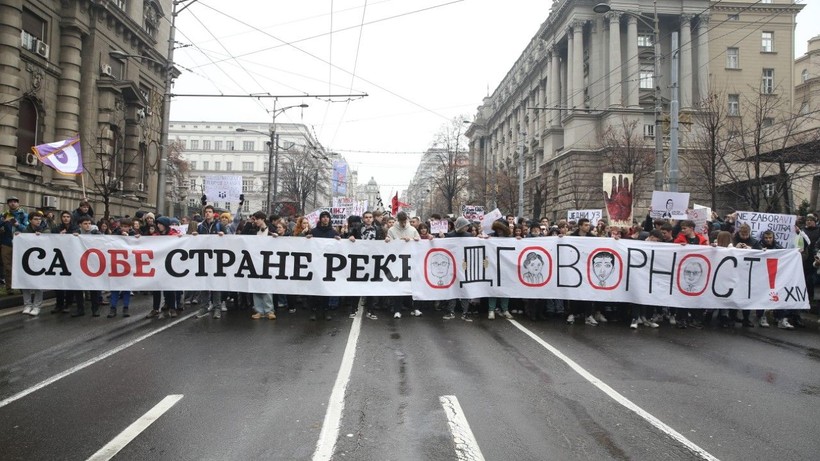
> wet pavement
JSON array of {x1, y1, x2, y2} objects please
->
[{"x1": 0, "y1": 294, "x2": 818, "y2": 460}]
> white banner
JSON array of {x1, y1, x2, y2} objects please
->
[
  {"x1": 650, "y1": 191, "x2": 690, "y2": 219},
  {"x1": 13, "y1": 235, "x2": 808, "y2": 310},
  {"x1": 735, "y1": 211, "x2": 796, "y2": 248},
  {"x1": 482, "y1": 208, "x2": 503, "y2": 233},
  {"x1": 204, "y1": 175, "x2": 242, "y2": 202}
]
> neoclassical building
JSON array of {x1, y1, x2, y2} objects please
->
[
  {"x1": 0, "y1": 0, "x2": 174, "y2": 218},
  {"x1": 466, "y1": 0, "x2": 805, "y2": 220}
]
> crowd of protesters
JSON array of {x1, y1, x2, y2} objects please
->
[{"x1": 3, "y1": 195, "x2": 818, "y2": 330}]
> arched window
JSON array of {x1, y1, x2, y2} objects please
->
[{"x1": 16, "y1": 98, "x2": 39, "y2": 166}]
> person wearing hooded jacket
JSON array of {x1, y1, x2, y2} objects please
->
[
  {"x1": 18, "y1": 211, "x2": 49, "y2": 316},
  {"x1": 145, "y1": 216, "x2": 183, "y2": 319},
  {"x1": 442, "y1": 216, "x2": 473, "y2": 322},
  {"x1": 306, "y1": 211, "x2": 340, "y2": 320}
]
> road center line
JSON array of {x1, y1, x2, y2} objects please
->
[
  {"x1": 508, "y1": 319, "x2": 720, "y2": 461},
  {"x1": 312, "y1": 312, "x2": 363, "y2": 461},
  {"x1": 439, "y1": 395, "x2": 486, "y2": 461},
  {"x1": 0, "y1": 312, "x2": 197, "y2": 409},
  {"x1": 86, "y1": 394, "x2": 183, "y2": 461}
]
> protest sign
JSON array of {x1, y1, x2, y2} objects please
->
[
  {"x1": 482, "y1": 208, "x2": 503, "y2": 233},
  {"x1": 204, "y1": 175, "x2": 242, "y2": 202},
  {"x1": 603, "y1": 173, "x2": 634, "y2": 228},
  {"x1": 735, "y1": 211, "x2": 796, "y2": 248},
  {"x1": 171, "y1": 224, "x2": 189, "y2": 235},
  {"x1": 686, "y1": 209, "x2": 709, "y2": 236},
  {"x1": 461, "y1": 205, "x2": 485, "y2": 222},
  {"x1": 430, "y1": 220, "x2": 449, "y2": 235},
  {"x1": 567, "y1": 209, "x2": 603, "y2": 226},
  {"x1": 650, "y1": 191, "x2": 690, "y2": 219}
]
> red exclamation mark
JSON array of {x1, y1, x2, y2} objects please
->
[{"x1": 766, "y1": 258, "x2": 779, "y2": 302}]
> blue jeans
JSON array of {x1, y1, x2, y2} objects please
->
[
  {"x1": 253, "y1": 293, "x2": 274, "y2": 314},
  {"x1": 110, "y1": 291, "x2": 131, "y2": 310}
]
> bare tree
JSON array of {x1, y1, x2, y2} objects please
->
[
  {"x1": 279, "y1": 147, "x2": 328, "y2": 214},
  {"x1": 494, "y1": 166, "x2": 519, "y2": 215},
  {"x1": 429, "y1": 117, "x2": 470, "y2": 215},
  {"x1": 166, "y1": 140, "x2": 190, "y2": 217},
  {"x1": 716, "y1": 84, "x2": 819, "y2": 213},
  {"x1": 599, "y1": 117, "x2": 656, "y2": 188},
  {"x1": 690, "y1": 91, "x2": 732, "y2": 211}
]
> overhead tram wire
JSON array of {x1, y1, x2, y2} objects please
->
[{"x1": 192, "y1": 0, "x2": 460, "y2": 121}]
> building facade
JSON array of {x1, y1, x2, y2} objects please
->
[
  {"x1": 465, "y1": 0, "x2": 805, "y2": 220},
  {"x1": 1, "y1": 0, "x2": 175, "y2": 218}
]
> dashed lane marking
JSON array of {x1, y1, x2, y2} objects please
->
[{"x1": 440, "y1": 395, "x2": 486, "y2": 461}]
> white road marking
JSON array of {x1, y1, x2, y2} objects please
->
[
  {"x1": 508, "y1": 319, "x2": 720, "y2": 461},
  {"x1": 86, "y1": 394, "x2": 183, "y2": 461},
  {"x1": 312, "y1": 312, "x2": 363, "y2": 461},
  {"x1": 439, "y1": 395, "x2": 486, "y2": 461},
  {"x1": 0, "y1": 312, "x2": 197, "y2": 409}
]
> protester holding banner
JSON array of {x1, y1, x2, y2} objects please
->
[
  {"x1": 194, "y1": 205, "x2": 226, "y2": 318},
  {"x1": 487, "y1": 221, "x2": 514, "y2": 321},
  {"x1": 673, "y1": 220, "x2": 710, "y2": 328},
  {"x1": 71, "y1": 215, "x2": 102, "y2": 317},
  {"x1": 386, "y1": 212, "x2": 420, "y2": 319},
  {"x1": 567, "y1": 218, "x2": 600, "y2": 326},
  {"x1": 48, "y1": 211, "x2": 81, "y2": 314},
  {"x1": 307, "y1": 210, "x2": 341, "y2": 321},
  {"x1": 145, "y1": 217, "x2": 182, "y2": 320},
  {"x1": 18, "y1": 211, "x2": 48, "y2": 316},
  {"x1": 443, "y1": 216, "x2": 474, "y2": 322}
]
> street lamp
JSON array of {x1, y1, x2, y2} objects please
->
[
  {"x1": 236, "y1": 102, "x2": 307, "y2": 214},
  {"x1": 594, "y1": 1, "x2": 664, "y2": 192}
]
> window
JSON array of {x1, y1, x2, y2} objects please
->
[
  {"x1": 263, "y1": 162, "x2": 269, "y2": 172},
  {"x1": 180, "y1": 139, "x2": 187, "y2": 149},
  {"x1": 726, "y1": 48, "x2": 739, "y2": 69},
  {"x1": 243, "y1": 201, "x2": 250, "y2": 212},
  {"x1": 143, "y1": 1, "x2": 160, "y2": 38},
  {"x1": 637, "y1": 33, "x2": 653, "y2": 47},
  {"x1": 727, "y1": 14, "x2": 739, "y2": 21},
  {"x1": 799, "y1": 101, "x2": 809, "y2": 115},
  {"x1": 226, "y1": 161, "x2": 232, "y2": 171},
  {"x1": 214, "y1": 140, "x2": 222, "y2": 150},
  {"x1": 728, "y1": 94, "x2": 739, "y2": 116},
  {"x1": 761, "y1": 0, "x2": 772, "y2": 3},
  {"x1": 761, "y1": 32, "x2": 773, "y2": 52},
  {"x1": 190, "y1": 140, "x2": 199, "y2": 150},
  {"x1": 190, "y1": 161, "x2": 197, "y2": 170},
  {"x1": 22, "y1": 8, "x2": 46, "y2": 41},
  {"x1": 762, "y1": 118, "x2": 774, "y2": 128},
  {"x1": 112, "y1": 0, "x2": 127, "y2": 9},
  {"x1": 643, "y1": 124, "x2": 655, "y2": 138},
  {"x1": 639, "y1": 66, "x2": 654, "y2": 89},
  {"x1": 189, "y1": 198, "x2": 199, "y2": 208},
  {"x1": 242, "y1": 177, "x2": 254, "y2": 192},
  {"x1": 226, "y1": 141, "x2": 234, "y2": 150},
  {"x1": 109, "y1": 59, "x2": 125, "y2": 80},
  {"x1": 243, "y1": 141, "x2": 254, "y2": 151},
  {"x1": 762, "y1": 68, "x2": 774, "y2": 94},
  {"x1": 189, "y1": 180, "x2": 198, "y2": 191},
  {"x1": 203, "y1": 140, "x2": 211, "y2": 150},
  {"x1": 802, "y1": 69, "x2": 810, "y2": 83},
  {"x1": 763, "y1": 183, "x2": 775, "y2": 198},
  {"x1": 16, "y1": 98, "x2": 39, "y2": 166},
  {"x1": 203, "y1": 161, "x2": 209, "y2": 170},
  {"x1": 214, "y1": 161, "x2": 221, "y2": 170},
  {"x1": 242, "y1": 161, "x2": 254, "y2": 171}
]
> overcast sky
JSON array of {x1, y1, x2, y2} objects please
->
[{"x1": 169, "y1": 0, "x2": 819, "y2": 201}]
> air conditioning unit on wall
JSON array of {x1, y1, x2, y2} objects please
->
[
  {"x1": 100, "y1": 64, "x2": 113, "y2": 77},
  {"x1": 35, "y1": 40, "x2": 49, "y2": 59},
  {"x1": 25, "y1": 153, "x2": 38, "y2": 166},
  {"x1": 136, "y1": 182, "x2": 145, "y2": 192},
  {"x1": 42, "y1": 195, "x2": 58, "y2": 209}
]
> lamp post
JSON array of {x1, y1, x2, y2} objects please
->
[
  {"x1": 237, "y1": 102, "x2": 307, "y2": 214},
  {"x1": 594, "y1": 1, "x2": 664, "y2": 192}
]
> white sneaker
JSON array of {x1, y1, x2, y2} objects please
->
[
  {"x1": 642, "y1": 317, "x2": 659, "y2": 328},
  {"x1": 585, "y1": 315, "x2": 598, "y2": 326},
  {"x1": 394, "y1": 312, "x2": 401, "y2": 319},
  {"x1": 221, "y1": 301, "x2": 228, "y2": 312},
  {"x1": 502, "y1": 311, "x2": 513, "y2": 319},
  {"x1": 349, "y1": 312, "x2": 356, "y2": 319},
  {"x1": 22, "y1": 306, "x2": 33, "y2": 315},
  {"x1": 411, "y1": 309, "x2": 422, "y2": 317},
  {"x1": 594, "y1": 312, "x2": 608, "y2": 323},
  {"x1": 668, "y1": 316, "x2": 677, "y2": 326},
  {"x1": 30, "y1": 307, "x2": 40, "y2": 316},
  {"x1": 777, "y1": 318, "x2": 794, "y2": 329},
  {"x1": 630, "y1": 319, "x2": 639, "y2": 329},
  {"x1": 366, "y1": 312, "x2": 378, "y2": 320},
  {"x1": 488, "y1": 311, "x2": 495, "y2": 320},
  {"x1": 758, "y1": 316, "x2": 770, "y2": 328},
  {"x1": 650, "y1": 314, "x2": 663, "y2": 323},
  {"x1": 566, "y1": 314, "x2": 575, "y2": 325}
]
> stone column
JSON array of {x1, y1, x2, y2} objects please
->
[
  {"x1": 626, "y1": 15, "x2": 640, "y2": 108},
  {"x1": 53, "y1": 26, "x2": 84, "y2": 185},
  {"x1": 572, "y1": 21, "x2": 585, "y2": 110},
  {"x1": 696, "y1": 14, "x2": 710, "y2": 102},
  {"x1": 589, "y1": 17, "x2": 604, "y2": 110},
  {"x1": 550, "y1": 46, "x2": 560, "y2": 125},
  {"x1": 607, "y1": 12, "x2": 622, "y2": 107},
  {"x1": 680, "y1": 14, "x2": 693, "y2": 108},
  {"x1": 0, "y1": 0, "x2": 24, "y2": 174},
  {"x1": 566, "y1": 28, "x2": 574, "y2": 111}
]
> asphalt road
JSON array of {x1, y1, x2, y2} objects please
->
[{"x1": 0, "y1": 295, "x2": 818, "y2": 461}]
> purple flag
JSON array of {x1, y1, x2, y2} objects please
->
[{"x1": 32, "y1": 135, "x2": 83, "y2": 175}]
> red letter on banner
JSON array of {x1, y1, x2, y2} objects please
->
[
  {"x1": 108, "y1": 250, "x2": 130, "y2": 277},
  {"x1": 133, "y1": 250, "x2": 155, "y2": 277},
  {"x1": 80, "y1": 249, "x2": 106, "y2": 277}
]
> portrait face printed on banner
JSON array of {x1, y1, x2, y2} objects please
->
[
  {"x1": 425, "y1": 250, "x2": 456, "y2": 288},
  {"x1": 522, "y1": 252, "x2": 544, "y2": 284},
  {"x1": 592, "y1": 251, "x2": 615, "y2": 287},
  {"x1": 677, "y1": 256, "x2": 709, "y2": 295}
]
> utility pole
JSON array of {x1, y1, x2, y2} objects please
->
[{"x1": 669, "y1": 32, "x2": 680, "y2": 193}]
